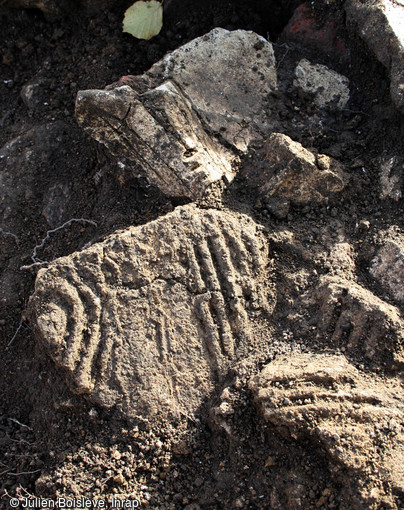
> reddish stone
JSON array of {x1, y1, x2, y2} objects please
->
[
  {"x1": 282, "y1": 3, "x2": 349, "y2": 61},
  {"x1": 106, "y1": 75, "x2": 154, "y2": 95}
]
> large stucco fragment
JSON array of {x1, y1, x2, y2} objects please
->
[
  {"x1": 146, "y1": 28, "x2": 278, "y2": 151},
  {"x1": 29, "y1": 205, "x2": 273, "y2": 422},
  {"x1": 76, "y1": 81, "x2": 235, "y2": 199},
  {"x1": 307, "y1": 275, "x2": 404, "y2": 369},
  {"x1": 76, "y1": 29, "x2": 278, "y2": 199},
  {"x1": 243, "y1": 133, "x2": 348, "y2": 206},
  {"x1": 250, "y1": 353, "x2": 404, "y2": 508}
]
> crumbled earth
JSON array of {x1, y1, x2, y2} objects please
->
[{"x1": 1, "y1": 1, "x2": 404, "y2": 509}]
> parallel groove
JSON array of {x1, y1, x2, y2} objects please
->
[{"x1": 31, "y1": 207, "x2": 272, "y2": 413}]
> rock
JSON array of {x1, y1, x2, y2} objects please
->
[
  {"x1": 0, "y1": 122, "x2": 77, "y2": 234},
  {"x1": 316, "y1": 153, "x2": 332, "y2": 171},
  {"x1": 281, "y1": 2, "x2": 350, "y2": 62},
  {"x1": 145, "y1": 28, "x2": 277, "y2": 152},
  {"x1": 77, "y1": 29, "x2": 278, "y2": 178},
  {"x1": 379, "y1": 156, "x2": 403, "y2": 201},
  {"x1": 308, "y1": 276, "x2": 404, "y2": 369},
  {"x1": 112, "y1": 474, "x2": 125, "y2": 486},
  {"x1": 370, "y1": 239, "x2": 404, "y2": 304},
  {"x1": 250, "y1": 353, "x2": 404, "y2": 508},
  {"x1": 244, "y1": 133, "x2": 348, "y2": 206},
  {"x1": 42, "y1": 183, "x2": 71, "y2": 227},
  {"x1": 29, "y1": 205, "x2": 274, "y2": 423},
  {"x1": 20, "y1": 74, "x2": 48, "y2": 110},
  {"x1": 345, "y1": 0, "x2": 404, "y2": 113},
  {"x1": 76, "y1": 81, "x2": 235, "y2": 200},
  {"x1": 293, "y1": 59, "x2": 350, "y2": 110},
  {"x1": 210, "y1": 385, "x2": 237, "y2": 434}
]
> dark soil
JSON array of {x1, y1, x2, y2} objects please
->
[{"x1": 0, "y1": 0, "x2": 403, "y2": 509}]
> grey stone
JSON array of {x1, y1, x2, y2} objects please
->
[
  {"x1": 379, "y1": 155, "x2": 403, "y2": 201},
  {"x1": 345, "y1": 0, "x2": 404, "y2": 113},
  {"x1": 29, "y1": 205, "x2": 274, "y2": 423},
  {"x1": 293, "y1": 59, "x2": 350, "y2": 111},
  {"x1": 42, "y1": 183, "x2": 71, "y2": 227},
  {"x1": 20, "y1": 74, "x2": 48, "y2": 110},
  {"x1": 146, "y1": 28, "x2": 278, "y2": 152},
  {"x1": 0, "y1": 122, "x2": 73, "y2": 234}
]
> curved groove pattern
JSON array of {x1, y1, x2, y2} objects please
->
[
  {"x1": 251, "y1": 353, "x2": 404, "y2": 503},
  {"x1": 30, "y1": 205, "x2": 273, "y2": 421}
]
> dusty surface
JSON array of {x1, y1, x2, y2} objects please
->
[
  {"x1": 1, "y1": 0, "x2": 404, "y2": 509},
  {"x1": 242, "y1": 132, "x2": 348, "y2": 207},
  {"x1": 250, "y1": 353, "x2": 404, "y2": 508},
  {"x1": 76, "y1": 81, "x2": 236, "y2": 199},
  {"x1": 145, "y1": 28, "x2": 277, "y2": 152},
  {"x1": 29, "y1": 205, "x2": 273, "y2": 422}
]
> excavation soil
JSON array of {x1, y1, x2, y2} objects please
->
[{"x1": 1, "y1": 1, "x2": 404, "y2": 509}]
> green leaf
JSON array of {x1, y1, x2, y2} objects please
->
[{"x1": 123, "y1": 0, "x2": 163, "y2": 41}]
